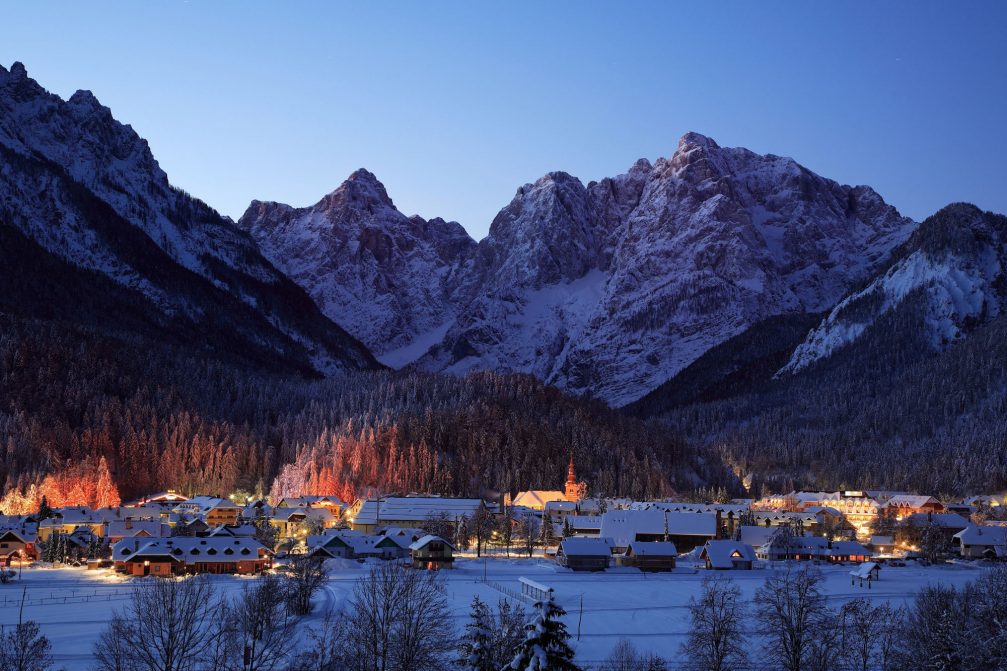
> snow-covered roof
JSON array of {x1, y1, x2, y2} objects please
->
[
  {"x1": 559, "y1": 537, "x2": 613, "y2": 557},
  {"x1": 702, "y1": 541, "x2": 756, "y2": 568},
  {"x1": 106, "y1": 519, "x2": 170, "y2": 539},
  {"x1": 830, "y1": 540, "x2": 870, "y2": 556},
  {"x1": 408, "y1": 534, "x2": 454, "y2": 552},
  {"x1": 352, "y1": 497, "x2": 485, "y2": 525},
  {"x1": 544, "y1": 501, "x2": 578, "y2": 512},
  {"x1": 870, "y1": 535, "x2": 894, "y2": 546},
  {"x1": 207, "y1": 524, "x2": 257, "y2": 537},
  {"x1": 954, "y1": 524, "x2": 1007, "y2": 546},
  {"x1": 626, "y1": 541, "x2": 678, "y2": 556},
  {"x1": 512, "y1": 491, "x2": 566, "y2": 509},
  {"x1": 567, "y1": 515, "x2": 602, "y2": 531},
  {"x1": 600, "y1": 510, "x2": 717, "y2": 548},
  {"x1": 112, "y1": 536, "x2": 268, "y2": 562},
  {"x1": 631, "y1": 501, "x2": 749, "y2": 515},
  {"x1": 739, "y1": 525, "x2": 778, "y2": 547},
  {"x1": 905, "y1": 512, "x2": 968, "y2": 529},
  {"x1": 884, "y1": 495, "x2": 940, "y2": 509},
  {"x1": 850, "y1": 561, "x2": 879, "y2": 579}
]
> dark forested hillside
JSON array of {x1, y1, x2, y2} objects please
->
[
  {"x1": 0, "y1": 317, "x2": 719, "y2": 511},
  {"x1": 647, "y1": 308, "x2": 1007, "y2": 495}
]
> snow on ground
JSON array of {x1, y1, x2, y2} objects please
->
[{"x1": 0, "y1": 558, "x2": 988, "y2": 669}]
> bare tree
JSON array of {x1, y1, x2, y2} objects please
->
[
  {"x1": 680, "y1": 575, "x2": 747, "y2": 671},
  {"x1": 753, "y1": 565, "x2": 831, "y2": 671},
  {"x1": 285, "y1": 555, "x2": 328, "y2": 616},
  {"x1": 92, "y1": 615, "x2": 137, "y2": 671},
  {"x1": 840, "y1": 599, "x2": 899, "y2": 671},
  {"x1": 471, "y1": 505, "x2": 495, "y2": 557},
  {"x1": 225, "y1": 574, "x2": 297, "y2": 671},
  {"x1": 93, "y1": 575, "x2": 224, "y2": 671},
  {"x1": 287, "y1": 611, "x2": 354, "y2": 671},
  {"x1": 346, "y1": 562, "x2": 453, "y2": 671},
  {"x1": 0, "y1": 620, "x2": 53, "y2": 671}
]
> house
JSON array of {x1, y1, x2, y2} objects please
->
[
  {"x1": 565, "y1": 515, "x2": 602, "y2": 536},
  {"x1": 556, "y1": 537, "x2": 613, "y2": 571},
  {"x1": 599, "y1": 510, "x2": 718, "y2": 553},
  {"x1": 701, "y1": 540, "x2": 756, "y2": 570},
  {"x1": 869, "y1": 535, "x2": 896, "y2": 555},
  {"x1": 617, "y1": 541, "x2": 677, "y2": 572},
  {"x1": 904, "y1": 512, "x2": 970, "y2": 544},
  {"x1": 828, "y1": 540, "x2": 871, "y2": 563},
  {"x1": 633, "y1": 502, "x2": 750, "y2": 538},
  {"x1": 953, "y1": 525, "x2": 1007, "y2": 559},
  {"x1": 275, "y1": 496, "x2": 346, "y2": 514},
  {"x1": 38, "y1": 508, "x2": 104, "y2": 540},
  {"x1": 130, "y1": 490, "x2": 189, "y2": 507},
  {"x1": 112, "y1": 537, "x2": 270, "y2": 576},
  {"x1": 884, "y1": 495, "x2": 944, "y2": 520},
  {"x1": 176, "y1": 497, "x2": 241, "y2": 526},
  {"x1": 409, "y1": 535, "x2": 454, "y2": 569},
  {"x1": 106, "y1": 519, "x2": 171, "y2": 544},
  {"x1": 348, "y1": 497, "x2": 489, "y2": 533},
  {"x1": 0, "y1": 528, "x2": 38, "y2": 564},
  {"x1": 544, "y1": 500, "x2": 579, "y2": 523},
  {"x1": 511, "y1": 491, "x2": 567, "y2": 511},
  {"x1": 307, "y1": 531, "x2": 409, "y2": 561},
  {"x1": 271, "y1": 507, "x2": 337, "y2": 538}
]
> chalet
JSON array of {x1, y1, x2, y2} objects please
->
[
  {"x1": 828, "y1": 540, "x2": 871, "y2": 563},
  {"x1": 869, "y1": 535, "x2": 896, "y2": 555},
  {"x1": 617, "y1": 541, "x2": 677, "y2": 572},
  {"x1": 701, "y1": 540, "x2": 756, "y2": 570},
  {"x1": 511, "y1": 491, "x2": 567, "y2": 511},
  {"x1": 271, "y1": 507, "x2": 337, "y2": 538},
  {"x1": 38, "y1": 508, "x2": 104, "y2": 541},
  {"x1": 175, "y1": 497, "x2": 241, "y2": 526},
  {"x1": 106, "y1": 519, "x2": 171, "y2": 544},
  {"x1": 112, "y1": 537, "x2": 270, "y2": 576},
  {"x1": 275, "y1": 496, "x2": 346, "y2": 514},
  {"x1": 883, "y1": 495, "x2": 944, "y2": 520},
  {"x1": 953, "y1": 525, "x2": 1007, "y2": 559},
  {"x1": 904, "y1": 512, "x2": 970, "y2": 544},
  {"x1": 409, "y1": 535, "x2": 454, "y2": 569},
  {"x1": 565, "y1": 515, "x2": 602, "y2": 536},
  {"x1": 0, "y1": 528, "x2": 38, "y2": 565},
  {"x1": 307, "y1": 531, "x2": 408, "y2": 560},
  {"x1": 556, "y1": 537, "x2": 613, "y2": 571},
  {"x1": 348, "y1": 497, "x2": 490, "y2": 534},
  {"x1": 739, "y1": 525, "x2": 778, "y2": 548},
  {"x1": 599, "y1": 510, "x2": 718, "y2": 553}
]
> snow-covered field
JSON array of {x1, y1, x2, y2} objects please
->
[{"x1": 0, "y1": 558, "x2": 988, "y2": 669}]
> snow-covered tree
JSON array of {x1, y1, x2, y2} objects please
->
[
  {"x1": 457, "y1": 596, "x2": 495, "y2": 671},
  {"x1": 507, "y1": 599, "x2": 580, "y2": 671}
]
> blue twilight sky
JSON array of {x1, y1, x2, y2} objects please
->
[{"x1": 2, "y1": 1, "x2": 1005, "y2": 239}]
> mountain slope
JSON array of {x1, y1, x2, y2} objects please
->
[
  {"x1": 238, "y1": 170, "x2": 476, "y2": 365},
  {"x1": 0, "y1": 61, "x2": 378, "y2": 374},
  {"x1": 781, "y1": 203, "x2": 1007, "y2": 373},
  {"x1": 420, "y1": 133, "x2": 914, "y2": 405}
]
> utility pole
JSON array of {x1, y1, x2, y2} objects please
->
[{"x1": 577, "y1": 594, "x2": 583, "y2": 641}]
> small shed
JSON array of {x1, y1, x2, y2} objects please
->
[
  {"x1": 556, "y1": 537, "x2": 612, "y2": 571},
  {"x1": 850, "y1": 561, "x2": 881, "y2": 587},
  {"x1": 409, "y1": 535, "x2": 454, "y2": 569},
  {"x1": 701, "y1": 540, "x2": 756, "y2": 570},
  {"x1": 618, "y1": 541, "x2": 677, "y2": 572}
]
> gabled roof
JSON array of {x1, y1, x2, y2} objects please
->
[
  {"x1": 512, "y1": 491, "x2": 566, "y2": 509},
  {"x1": 112, "y1": 536, "x2": 268, "y2": 562},
  {"x1": 107, "y1": 519, "x2": 170, "y2": 539},
  {"x1": 600, "y1": 510, "x2": 717, "y2": 548},
  {"x1": 884, "y1": 495, "x2": 940, "y2": 509},
  {"x1": 701, "y1": 540, "x2": 756, "y2": 568},
  {"x1": 904, "y1": 512, "x2": 968, "y2": 529},
  {"x1": 558, "y1": 537, "x2": 613, "y2": 557},
  {"x1": 954, "y1": 524, "x2": 1007, "y2": 546},
  {"x1": 409, "y1": 535, "x2": 454, "y2": 552},
  {"x1": 830, "y1": 540, "x2": 870, "y2": 555},
  {"x1": 850, "y1": 561, "x2": 879, "y2": 579},
  {"x1": 352, "y1": 497, "x2": 485, "y2": 525}
]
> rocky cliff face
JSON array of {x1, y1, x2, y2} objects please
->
[
  {"x1": 239, "y1": 131, "x2": 914, "y2": 405},
  {"x1": 0, "y1": 62, "x2": 378, "y2": 373},
  {"x1": 781, "y1": 203, "x2": 1007, "y2": 374},
  {"x1": 238, "y1": 169, "x2": 476, "y2": 365}
]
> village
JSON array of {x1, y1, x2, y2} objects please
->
[{"x1": 0, "y1": 457, "x2": 1003, "y2": 579}]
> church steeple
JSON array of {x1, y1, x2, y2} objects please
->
[
  {"x1": 566, "y1": 453, "x2": 576, "y2": 485},
  {"x1": 565, "y1": 452, "x2": 585, "y2": 502}
]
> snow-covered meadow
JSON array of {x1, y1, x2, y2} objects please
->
[{"x1": 0, "y1": 558, "x2": 988, "y2": 669}]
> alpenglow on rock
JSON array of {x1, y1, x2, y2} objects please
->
[{"x1": 243, "y1": 132, "x2": 915, "y2": 406}]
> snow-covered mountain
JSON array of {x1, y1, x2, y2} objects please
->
[
  {"x1": 238, "y1": 170, "x2": 476, "y2": 366},
  {"x1": 781, "y1": 203, "x2": 1007, "y2": 374},
  {"x1": 243, "y1": 132, "x2": 913, "y2": 405},
  {"x1": 0, "y1": 62, "x2": 378, "y2": 373},
  {"x1": 423, "y1": 133, "x2": 914, "y2": 405}
]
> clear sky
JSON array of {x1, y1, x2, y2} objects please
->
[{"x1": 3, "y1": 1, "x2": 1005, "y2": 239}]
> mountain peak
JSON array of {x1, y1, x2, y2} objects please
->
[
  {"x1": 8, "y1": 61, "x2": 28, "y2": 82},
  {"x1": 68, "y1": 89, "x2": 102, "y2": 108},
  {"x1": 677, "y1": 131, "x2": 720, "y2": 153},
  {"x1": 320, "y1": 168, "x2": 394, "y2": 210}
]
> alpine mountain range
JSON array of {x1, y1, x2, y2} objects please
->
[{"x1": 2, "y1": 61, "x2": 1006, "y2": 497}]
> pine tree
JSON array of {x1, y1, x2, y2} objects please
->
[
  {"x1": 37, "y1": 496, "x2": 53, "y2": 521},
  {"x1": 457, "y1": 596, "x2": 495, "y2": 671},
  {"x1": 93, "y1": 457, "x2": 121, "y2": 508},
  {"x1": 538, "y1": 517, "x2": 556, "y2": 548},
  {"x1": 508, "y1": 599, "x2": 580, "y2": 671}
]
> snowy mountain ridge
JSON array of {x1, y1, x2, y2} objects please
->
[
  {"x1": 0, "y1": 62, "x2": 378, "y2": 373},
  {"x1": 781, "y1": 203, "x2": 1007, "y2": 374},
  {"x1": 243, "y1": 132, "x2": 914, "y2": 405}
]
